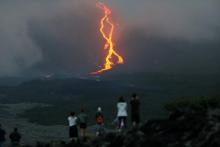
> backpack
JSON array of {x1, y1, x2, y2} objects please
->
[{"x1": 96, "y1": 115, "x2": 104, "y2": 124}]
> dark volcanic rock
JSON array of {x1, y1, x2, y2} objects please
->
[
  {"x1": 22, "y1": 107, "x2": 220, "y2": 147},
  {"x1": 97, "y1": 107, "x2": 220, "y2": 147}
]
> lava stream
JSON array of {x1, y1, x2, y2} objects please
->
[{"x1": 91, "y1": 2, "x2": 124, "y2": 74}]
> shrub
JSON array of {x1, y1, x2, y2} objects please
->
[{"x1": 164, "y1": 95, "x2": 220, "y2": 112}]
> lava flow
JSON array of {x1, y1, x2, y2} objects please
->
[{"x1": 91, "y1": 2, "x2": 124, "y2": 74}]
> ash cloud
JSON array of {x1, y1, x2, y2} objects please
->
[
  {"x1": 0, "y1": 0, "x2": 100, "y2": 76},
  {"x1": 110, "y1": 0, "x2": 220, "y2": 41},
  {"x1": 0, "y1": 0, "x2": 219, "y2": 77},
  {"x1": 113, "y1": 0, "x2": 220, "y2": 73}
]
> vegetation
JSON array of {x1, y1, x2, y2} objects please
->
[{"x1": 165, "y1": 95, "x2": 220, "y2": 112}]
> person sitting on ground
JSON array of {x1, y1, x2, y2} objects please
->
[
  {"x1": 68, "y1": 112, "x2": 78, "y2": 141},
  {"x1": 0, "y1": 124, "x2": 6, "y2": 147},
  {"x1": 117, "y1": 96, "x2": 128, "y2": 131},
  {"x1": 95, "y1": 107, "x2": 105, "y2": 136},
  {"x1": 9, "y1": 128, "x2": 21, "y2": 146},
  {"x1": 78, "y1": 108, "x2": 88, "y2": 138},
  {"x1": 130, "y1": 93, "x2": 140, "y2": 127}
]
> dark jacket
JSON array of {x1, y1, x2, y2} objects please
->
[
  {"x1": 9, "y1": 131, "x2": 21, "y2": 142},
  {"x1": 130, "y1": 98, "x2": 140, "y2": 114},
  {"x1": 0, "y1": 129, "x2": 6, "y2": 142}
]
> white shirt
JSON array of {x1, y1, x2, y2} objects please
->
[
  {"x1": 68, "y1": 116, "x2": 78, "y2": 126},
  {"x1": 117, "y1": 102, "x2": 128, "y2": 117}
]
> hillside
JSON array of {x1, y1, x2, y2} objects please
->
[
  {"x1": 0, "y1": 73, "x2": 219, "y2": 126},
  {"x1": 0, "y1": 77, "x2": 146, "y2": 103}
]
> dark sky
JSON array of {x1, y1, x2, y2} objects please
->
[{"x1": 0, "y1": 0, "x2": 219, "y2": 77}]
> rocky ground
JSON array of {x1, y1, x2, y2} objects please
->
[
  {"x1": 1, "y1": 102, "x2": 220, "y2": 147},
  {"x1": 0, "y1": 103, "x2": 68, "y2": 145},
  {"x1": 125, "y1": 108, "x2": 220, "y2": 147},
  {"x1": 43, "y1": 106, "x2": 220, "y2": 147}
]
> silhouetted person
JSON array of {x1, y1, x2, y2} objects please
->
[
  {"x1": 130, "y1": 93, "x2": 140, "y2": 126},
  {"x1": 78, "y1": 108, "x2": 88, "y2": 138},
  {"x1": 95, "y1": 107, "x2": 105, "y2": 136},
  {"x1": 9, "y1": 128, "x2": 21, "y2": 147},
  {"x1": 0, "y1": 124, "x2": 6, "y2": 147},
  {"x1": 68, "y1": 112, "x2": 78, "y2": 141},
  {"x1": 117, "y1": 96, "x2": 128, "y2": 131}
]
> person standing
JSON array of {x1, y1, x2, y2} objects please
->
[
  {"x1": 9, "y1": 128, "x2": 21, "y2": 147},
  {"x1": 78, "y1": 108, "x2": 88, "y2": 138},
  {"x1": 0, "y1": 124, "x2": 6, "y2": 147},
  {"x1": 117, "y1": 96, "x2": 128, "y2": 131},
  {"x1": 95, "y1": 107, "x2": 105, "y2": 136},
  {"x1": 68, "y1": 112, "x2": 78, "y2": 141},
  {"x1": 130, "y1": 93, "x2": 140, "y2": 127}
]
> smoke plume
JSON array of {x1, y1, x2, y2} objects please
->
[{"x1": 0, "y1": 0, "x2": 219, "y2": 77}]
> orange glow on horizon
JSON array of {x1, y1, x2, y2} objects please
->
[{"x1": 91, "y1": 2, "x2": 124, "y2": 75}]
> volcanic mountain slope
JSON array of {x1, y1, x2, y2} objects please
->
[
  {"x1": 14, "y1": 96, "x2": 220, "y2": 147},
  {"x1": 0, "y1": 76, "x2": 164, "y2": 126},
  {"x1": 1, "y1": 74, "x2": 220, "y2": 126},
  {"x1": 1, "y1": 73, "x2": 219, "y2": 104},
  {"x1": 0, "y1": 77, "x2": 147, "y2": 103}
]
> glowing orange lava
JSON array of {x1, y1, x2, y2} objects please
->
[{"x1": 91, "y1": 2, "x2": 124, "y2": 74}]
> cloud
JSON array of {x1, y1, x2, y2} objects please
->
[
  {"x1": 0, "y1": 0, "x2": 219, "y2": 77},
  {"x1": 111, "y1": 0, "x2": 220, "y2": 41},
  {"x1": 0, "y1": 0, "x2": 99, "y2": 76},
  {"x1": 118, "y1": 29, "x2": 220, "y2": 74}
]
